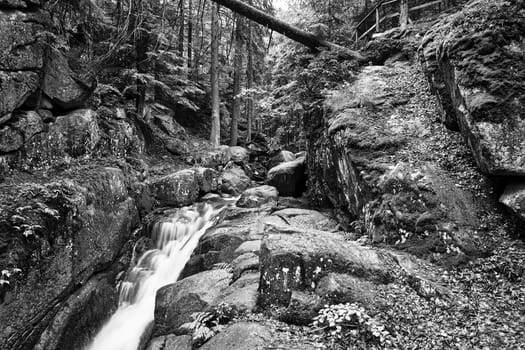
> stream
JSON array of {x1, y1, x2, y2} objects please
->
[{"x1": 87, "y1": 201, "x2": 228, "y2": 350}]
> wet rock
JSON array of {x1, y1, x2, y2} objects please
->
[
  {"x1": 193, "y1": 167, "x2": 218, "y2": 194},
  {"x1": 149, "y1": 169, "x2": 199, "y2": 207},
  {"x1": 0, "y1": 166, "x2": 138, "y2": 350},
  {"x1": 233, "y1": 240, "x2": 261, "y2": 256},
  {"x1": 500, "y1": 182, "x2": 525, "y2": 222},
  {"x1": 231, "y1": 253, "x2": 259, "y2": 280},
  {"x1": 237, "y1": 185, "x2": 278, "y2": 208},
  {"x1": 145, "y1": 335, "x2": 191, "y2": 350},
  {"x1": 269, "y1": 150, "x2": 296, "y2": 168},
  {"x1": 33, "y1": 274, "x2": 118, "y2": 350},
  {"x1": 219, "y1": 164, "x2": 250, "y2": 195},
  {"x1": 199, "y1": 322, "x2": 272, "y2": 350},
  {"x1": 42, "y1": 49, "x2": 92, "y2": 110},
  {"x1": 259, "y1": 226, "x2": 399, "y2": 307},
  {"x1": 213, "y1": 279, "x2": 259, "y2": 313},
  {"x1": 228, "y1": 146, "x2": 249, "y2": 164},
  {"x1": 154, "y1": 270, "x2": 232, "y2": 336},
  {"x1": 267, "y1": 157, "x2": 307, "y2": 197}
]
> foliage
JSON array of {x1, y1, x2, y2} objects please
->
[
  {"x1": 312, "y1": 303, "x2": 390, "y2": 348},
  {"x1": 179, "y1": 303, "x2": 237, "y2": 347}
]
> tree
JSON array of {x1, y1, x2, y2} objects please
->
[
  {"x1": 209, "y1": 0, "x2": 364, "y2": 60},
  {"x1": 210, "y1": 2, "x2": 221, "y2": 146},
  {"x1": 246, "y1": 18, "x2": 254, "y2": 143},
  {"x1": 230, "y1": 14, "x2": 243, "y2": 146}
]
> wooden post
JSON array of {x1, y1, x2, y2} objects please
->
[
  {"x1": 375, "y1": 6, "x2": 380, "y2": 32},
  {"x1": 399, "y1": 0, "x2": 409, "y2": 29}
]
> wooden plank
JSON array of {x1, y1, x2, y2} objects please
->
[
  {"x1": 359, "y1": 25, "x2": 377, "y2": 41},
  {"x1": 409, "y1": 0, "x2": 444, "y2": 12}
]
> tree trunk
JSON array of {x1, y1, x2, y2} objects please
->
[
  {"x1": 246, "y1": 20, "x2": 254, "y2": 143},
  {"x1": 230, "y1": 14, "x2": 243, "y2": 146},
  {"x1": 187, "y1": 0, "x2": 193, "y2": 68},
  {"x1": 178, "y1": 0, "x2": 185, "y2": 57},
  {"x1": 209, "y1": 0, "x2": 364, "y2": 60},
  {"x1": 399, "y1": 0, "x2": 409, "y2": 29},
  {"x1": 210, "y1": 2, "x2": 221, "y2": 147}
]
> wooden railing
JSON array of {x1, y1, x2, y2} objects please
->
[{"x1": 353, "y1": 0, "x2": 452, "y2": 44}]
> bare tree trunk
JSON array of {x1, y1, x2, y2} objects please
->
[
  {"x1": 178, "y1": 0, "x2": 185, "y2": 57},
  {"x1": 187, "y1": 0, "x2": 193, "y2": 68},
  {"x1": 209, "y1": 0, "x2": 364, "y2": 60},
  {"x1": 399, "y1": 0, "x2": 409, "y2": 29},
  {"x1": 246, "y1": 20, "x2": 254, "y2": 143},
  {"x1": 210, "y1": 2, "x2": 221, "y2": 147},
  {"x1": 230, "y1": 14, "x2": 242, "y2": 146}
]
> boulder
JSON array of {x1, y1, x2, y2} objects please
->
[
  {"x1": 0, "y1": 125, "x2": 23, "y2": 152},
  {"x1": 270, "y1": 150, "x2": 296, "y2": 168},
  {"x1": 315, "y1": 273, "x2": 380, "y2": 306},
  {"x1": 500, "y1": 182, "x2": 525, "y2": 222},
  {"x1": 228, "y1": 146, "x2": 249, "y2": 164},
  {"x1": 11, "y1": 111, "x2": 43, "y2": 142},
  {"x1": 193, "y1": 167, "x2": 218, "y2": 194},
  {"x1": 199, "y1": 322, "x2": 272, "y2": 350},
  {"x1": 259, "y1": 226, "x2": 399, "y2": 307},
  {"x1": 24, "y1": 109, "x2": 101, "y2": 167},
  {"x1": 231, "y1": 253, "x2": 259, "y2": 280},
  {"x1": 219, "y1": 165, "x2": 250, "y2": 195},
  {"x1": 197, "y1": 146, "x2": 230, "y2": 168},
  {"x1": 213, "y1": 280, "x2": 259, "y2": 313},
  {"x1": 0, "y1": 71, "x2": 40, "y2": 119},
  {"x1": 145, "y1": 335, "x2": 192, "y2": 350},
  {"x1": 237, "y1": 185, "x2": 278, "y2": 208},
  {"x1": 42, "y1": 49, "x2": 91, "y2": 110},
  {"x1": 149, "y1": 169, "x2": 199, "y2": 207},
  {"x1": 154, "y1": 270, "x2": 232, "y2": 336},
  {"x1": 279, "y1": 291, "x2": 322, "y2": 326},
  {"x1": 267, "y1": 157, "x2": 306, "y2": 197}
]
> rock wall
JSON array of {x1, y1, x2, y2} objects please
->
[
  {"x1": 419, "y1": 0, "x2": 525, "y2": 221},
  {"x1": 0, "y1": 166, "x2": 139, "y2": 350}
]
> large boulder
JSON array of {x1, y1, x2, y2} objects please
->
[
  {"x1": 149, "y1": 169, "x2": 199, "y2": 207},
  {"x1": 269, "y1": 150, "x2": 296, "y2": 168},
  {"x1": 259, "y1": 226, "x2": 400, "y2": 307},
  {"x1": 219, "y1": 164, "x2": 250, "y2": 195},
  {"x1": 500, "y1": 182, "x2": 525, "y2": 222},
  {"x1": 24, "y1": 109, "x2": 101, "y2": 167},
  {"x1": 199, "y1": 322, "x2": 272, "y2": 350},
  {"x1": 419, "y1": 0, "x2": 525, "y2": 175},
  {"x1": 270, "y1": 208, "x2": 338, "y2": 231},
  {"x1": 0, "y1": 166, "x2": 138, "y2": 350},
  {"x1": 266, "y1": 157, "x2": 307, "y2": 197},
  {"x1": 193, "y1": 167, "x2": 219, "y2": 194},
  {"x1": 154, "y1": 270, "x2": 232, "y2": 336},
  {"x1": 41, "y1": 49, "x2": 92, "y2": 110},
  {"x1": 228, "y1": 146, "x2": 249, "y2": 164},
  {"x1": 237, "y1": 185, "x2": 278, "y2": 208}
]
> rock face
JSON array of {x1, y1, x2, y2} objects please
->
[
  {"x1": 420, "y1": 0, "x2": 525, "y2": 176},
  {"x1": 228, "y1": 146, "x2": 249, "y2": 164},
  {"x1": 306, "y1": 61, "x2": 494, "y2": 262},
  {"x1": 199, "y1": 322, "x2": 272, "y2": 350},
  {"x1": 0, "y1": 166, "x2": 139, "y2": 350},
  {"x1": 237, "y1": 185, "x2": 279, "y2": 208},
  {"x1": 154, "y1": 269, "x2": 232, "y2": 336},
  {"x1": 267, "y1": 157, "x2": 307, "y2": 197}
]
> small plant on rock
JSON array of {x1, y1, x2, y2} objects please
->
[
  {"x1": 179, "y1": 303, "x2": 237, "y2": 347},
  {"x1": 312, "y1": 303, "x2": 390, "y2": 348}
]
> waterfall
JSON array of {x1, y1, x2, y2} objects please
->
[{"x1": 87, "y1": 202, "x2": 221, "y2": 350}]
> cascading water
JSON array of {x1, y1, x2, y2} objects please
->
[{"x1": 87, "y1": 202, "x2": 222, "y2": 350}]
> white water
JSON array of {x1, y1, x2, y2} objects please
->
[{"x1": 87, "y1": 203, "x2": 220, "y2": 350}]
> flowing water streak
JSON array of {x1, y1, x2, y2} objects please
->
[{"x1": 88, "y1": 203, "x2": 220, "y2": 350}]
